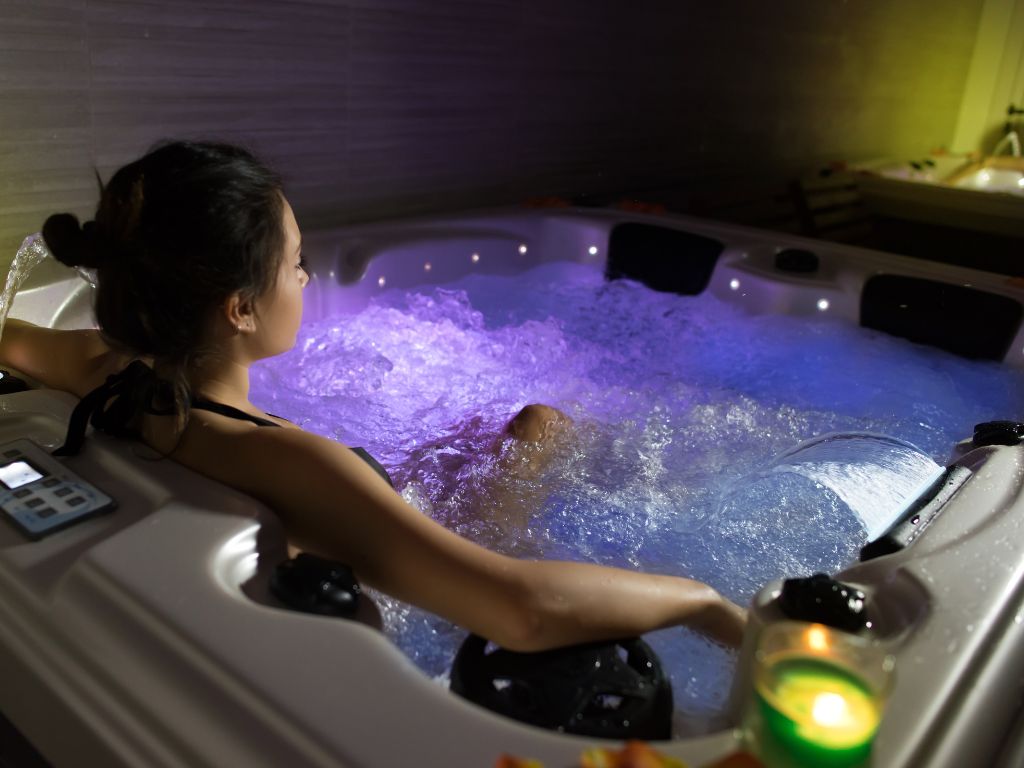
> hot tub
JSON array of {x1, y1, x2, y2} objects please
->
[{"x1": 2, "y1": 207, "x2": 1024, "y2": 767}]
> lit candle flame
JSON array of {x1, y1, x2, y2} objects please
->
[
  {"x1": 805, "y1": 625, "x2": 830, "y2": 653},
  {"x1": 812, "y1": 692, "x2": 852, "y2": 727}
]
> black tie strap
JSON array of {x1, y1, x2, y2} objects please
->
[{"x1": 54, "y1": 360, "x2": 174, "y2": 456}]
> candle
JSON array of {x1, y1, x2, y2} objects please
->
[
  {"x1": 750, "y1": 622, "x2": 893, "y2": 768},
  {"x1": 757, "y1": 655, "x2": 880, "y2": 766}
]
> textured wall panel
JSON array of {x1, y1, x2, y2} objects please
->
[{"x1": 0, "y1": 0, "x2": 985, "y2": 268}]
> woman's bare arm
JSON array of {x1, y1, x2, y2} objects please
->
[
  {"x1": 0, "y1": 319, "x2": 133, "y2": 397},
  {"x1": 0, "y1": 320, "x2": 745, "y2": 648},
  {"x1": 187, "y1": 424, "x2": 746, "y2": 651}
]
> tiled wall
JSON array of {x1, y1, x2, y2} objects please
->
[{"x1": 0, "y1": 0, "x2": 984, "y2": 265}]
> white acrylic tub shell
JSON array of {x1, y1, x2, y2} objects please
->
[{"x1": 2, "y1": 207, "x2": 1024, "y2": 767}]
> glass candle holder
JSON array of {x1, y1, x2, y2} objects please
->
[{"x1": 750, "y1": 621, "x2": 894, "y2": 768}]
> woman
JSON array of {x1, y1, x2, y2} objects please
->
[{"x1": 1, "y1": 140, "x2": 746, "y2": 651}]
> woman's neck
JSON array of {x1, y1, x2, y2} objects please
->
[{"x1": 186, "y1": 356, "x2": 252, "y2": 407}]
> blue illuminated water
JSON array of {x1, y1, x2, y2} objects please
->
[{"x1": 250, "y1": 261, "x2": 1024, "y2": 725}]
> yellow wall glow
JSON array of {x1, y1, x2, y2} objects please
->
[{"x1": 952, "y1": 0, "x2": 1024, "y2": 154}]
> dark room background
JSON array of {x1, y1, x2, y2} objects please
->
[{"x1": 1, "y1": 0, "x2": 1012, "y2": 267}]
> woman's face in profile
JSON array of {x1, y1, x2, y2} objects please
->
[{"x1": 254, "y1": 197, "x2": 307, "y2": 357}]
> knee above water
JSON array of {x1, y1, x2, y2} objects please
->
[{"x1": 506, "y1": 404, "x2": 569, "y2": 442}]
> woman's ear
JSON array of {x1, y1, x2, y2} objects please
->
[{"x1": 222, "y1": 292, "x2": 257, "y2": 333}]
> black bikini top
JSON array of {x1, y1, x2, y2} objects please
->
[{"x1": 56, "y1": 360, "x2": 394, "y2": 487}]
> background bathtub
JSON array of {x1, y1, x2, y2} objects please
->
[
  {"x1": 855, "y1": 155, "x2": 1024, "y2": 240},
  {"x1": 2, "y1": 207, "x2": 1024, "y2": 767}
]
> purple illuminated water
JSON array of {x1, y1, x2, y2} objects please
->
[{"x1": 250, "y1": 261, "x2": 1024, "y2": 723}]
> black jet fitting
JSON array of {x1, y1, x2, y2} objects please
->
[
  {"x1": 777, "y1": 573, "x2": 869, "y2": 633},
  {"x1": 269, "y1": 553, "x2": 361, "y2": 618},
  {"x1": 973, "y1": 421, "x2": 1024, "y2": 447},
  {"x1": 774, "y1": 248, "x2": 819, "y2": 274},
  {"x1": 0, "y1": 370, "x2": 29, "y2": 395},
  {"x1": 450, "y1": 635, "x2": 673, "y2": 740}
]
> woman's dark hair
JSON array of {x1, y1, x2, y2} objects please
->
[{"x1": 42, "y1": 140, "x2": 285, "y2": 426}]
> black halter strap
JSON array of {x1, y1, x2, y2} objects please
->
[
  {"x1": 54, "y1": 360, "x2": 174, "y2": 456},
  {"x1": 189, "y1": 398, "x2": 283, "y2": 428}
]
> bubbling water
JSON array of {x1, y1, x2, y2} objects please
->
[{"x1": 250, "y1": 261, "x2": 1024, "y2": 724}]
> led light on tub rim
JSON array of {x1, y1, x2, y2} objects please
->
[{"x1": 748, "y1": 621, "x2": 894, "y2": 768}]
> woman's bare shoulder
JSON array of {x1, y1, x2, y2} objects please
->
[
  {"x1": 169, "y1": 418, "x2": 389, "y2": 509},
  {"x1": 167, "y1": 417, "x2": 421, "y2": 570}
]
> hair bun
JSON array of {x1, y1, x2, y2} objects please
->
[{"x1": 42, "y1": 213, "x2": 102, "y2": 269}]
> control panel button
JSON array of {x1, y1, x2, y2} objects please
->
[
  {"x1": 12, "y1": 488, "x2": 32, "y2": 499},
  {"x1": 54, "y1": 487, "x2": 72, "y2": 498},
  {"x1": 42, "y1": 477, "x2": 60, "y2": 488},
  {"x1": 25, "y1": 497, "x2": 44, "y2": 508},
  {"x1": 66, "y1": 497, "x2": 85, "y2": 507},
  {"x1": 37, "y1": 508, "x2": 57, "y2": 518}
]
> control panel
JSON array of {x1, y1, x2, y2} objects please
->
[{"x1": 0, "y1": 438, "x2": 115, "y2": 540}]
